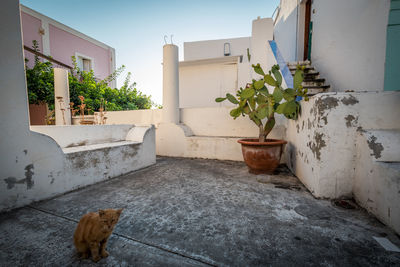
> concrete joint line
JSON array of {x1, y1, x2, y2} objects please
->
[{"x1": 27, "y1": 206, "x2": 218, "y2": 267}]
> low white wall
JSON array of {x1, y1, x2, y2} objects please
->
[
  {"x1": 2, "y1": 124, "x2": 156, "y2": 212},
  {"x1": 103, "y1": 109, "x2": 162, "y2": 125},
  {"x1": 31, "y1": 125, "x2": 134, "y2": 148},
  {"x1": 181, "y1": 107, "x2": 286, "y2": 139},
  {"x1": 101, "y1": 106, "x2": 287, "y2": 163},
  {"x1": 156, "y1": 123, "x2": 245, "y2": 161},
  {"x1": 286, "y1": 91, "x2": 400, "y2": 199},
  {"x1": 354, "y1": 130, "x2": 400, "y2": 234},
  {"x1": 103, "y1": 107, "x2": 286, "y2": 141}
]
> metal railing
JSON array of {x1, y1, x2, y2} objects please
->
[{"x1": 24, "y1": 45, "x2": 72, "y2": 70}]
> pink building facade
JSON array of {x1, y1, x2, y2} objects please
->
[{"x1": 20, "y1": 5, "x2": 116, "y2": 88}]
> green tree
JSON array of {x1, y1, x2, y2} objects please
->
[{"x1": 25, "y1": 40, "x2": 55, "y2": 109}]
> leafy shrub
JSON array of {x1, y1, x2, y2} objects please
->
[
  {"x1": 25, "y1": 40, "x2": 55, "y2": 109},
  {"x1": 25, "y1": 41, "x2": 154, "y2": 112}
]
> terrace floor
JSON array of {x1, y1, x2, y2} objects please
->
[{"x1": 1, "y1": 157, "x2": 400, "y2": 266}]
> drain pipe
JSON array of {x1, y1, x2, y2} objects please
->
[{"x1": 162, "y1": 44, "x2": 179, "y2": 124}]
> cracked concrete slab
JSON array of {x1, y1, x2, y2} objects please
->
[{"x1": 1, "y1": 157, "x2": 399, "y2": 266}]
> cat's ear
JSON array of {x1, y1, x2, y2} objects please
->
[
  {"x1": 98, "y1": 209, "x2": 105, "y2": 217},
  {"x1": 116, "y1": 208, "x2": 123, "y2": 216}
]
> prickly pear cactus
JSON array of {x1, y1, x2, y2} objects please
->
[{"x1": 215, "y1": 64, "x2": 308, "y2": 142}]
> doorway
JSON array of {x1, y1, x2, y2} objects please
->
[{"x1": 303, "y1": 0, "x2": 312, "y2": 61}]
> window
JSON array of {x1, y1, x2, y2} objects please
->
[
  {"x1": 75, "y1": 53, "x2": 94, "y2": 72},
  {"x1": 82, "y1": 58, "x2": 91, "y2": 72}
]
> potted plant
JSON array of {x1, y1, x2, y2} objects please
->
[{"x1": 215, "y1": 64, "x2": 308, "y2": 174}]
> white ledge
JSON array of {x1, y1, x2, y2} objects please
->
[{"x1": 179, "y1": 55, "x2": 241, "y2": 67}]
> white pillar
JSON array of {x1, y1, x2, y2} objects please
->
[
  {"x1": 162, "y1": 44, "x2": 179, "y2": 124},
  {"x1": 251, "y1": 17, "x2": 274, "y2": 79},
  {"x1": 54, "y1": 68, "x2": 71, "y2": 125}
]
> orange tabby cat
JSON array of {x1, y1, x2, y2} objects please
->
[{"x1": 73, "y1": 208, "x2": 123, "y2": 262}]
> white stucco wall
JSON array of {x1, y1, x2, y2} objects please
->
[
  {"x1": 181, "y1": 107, "x2": 286, "y2": 139},
  {"x1": 184, "y1": 37, "x2": 251, "y2": 61},
  {"x1": 286, "y1": 91, "x2": 400, "y2": 199},
  {"x1": 179, "y1": 17, "x2": 274, "y2": 109},
  {"x1": 354, "y1": 130, "x2": 400, "y2": 234},
  {"x1": 311, "y1": 0, "x2": 390, "y2": 92},
  {"x1": 273, "y1": 0, "x2": 299, "y2": 62},
  {"x1": 274, "y1": 0, "x2": 391, "y2": 92},
  {"x1": 31, "y1": 125, "x2": 135, "y2": 148},
  {"x1": 179, "y1": 58, "x2": 239, "y2": 108},
  {"x1": 101, "y1": 109, "x2": 162, "y2": 125},
  {"x1": 251, "y1": 17, "x2": 274, "y2": 79}
]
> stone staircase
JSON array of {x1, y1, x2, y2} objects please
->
[{"x1": 288, "y1": 61, "x2": 330, "y2": 96}]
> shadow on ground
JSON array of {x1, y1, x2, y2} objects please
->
[{"x1": 1, "y1": 157, "x2": 399, "y2": 266}]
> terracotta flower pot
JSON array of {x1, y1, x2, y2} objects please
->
[{"x1": 238, "y1": 138, "x2": 287, "y2": 174}]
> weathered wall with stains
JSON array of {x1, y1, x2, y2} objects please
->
[
  {"x1": 285, "y1": 91, "x2": 400, "y2": 234},
  {"x1": 286, "y1": 91, "x2": 400, "y2": 199},
  {"x1": 1, "y1": 123, "x2": 155, "y2": 212},
  {"x1": 354, "y1": 130, "x2": 400, "y2": 234}
]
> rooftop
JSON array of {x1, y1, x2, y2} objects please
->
[{"x1": 1, "y1": 157, "x2": 399, "y2": 266}]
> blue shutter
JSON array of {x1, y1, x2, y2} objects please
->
[{"x1": 384, "y1": 0, "x2": 400, "y2": 91}]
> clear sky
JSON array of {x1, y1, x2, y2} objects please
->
[{"x1": 20, "y1": 0, "x2": 279, "y2": 106}]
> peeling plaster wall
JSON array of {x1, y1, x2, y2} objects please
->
[
  {"x1": 286, "y1": 91, "x2": 400, "y2": 199},
  {"x1": 1, "y1": 124, "x2": 155, "y2": 212},
  {"x1": 354, "y1": 130, "x2": 400, "y2": 234}
]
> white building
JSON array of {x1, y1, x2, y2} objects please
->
[{"x1": 274, "y1": 0, "x2": 396, "y2": 92}]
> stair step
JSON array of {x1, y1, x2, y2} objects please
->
[
  {"x1": 287, "y1": 60, "x2": 311, "y2": 67},
  {"x1": 290, "y1": 68, "x2": 317, "y2": 74},
  {"x1": 307, "y1": 89, "x2": 329, "y2": 96},
  {"x1": 304, "y1": 85, "x2": 330, "y2": 89},
  {"x1": 302, "y1": 80, "x2": 326, "y2": 87},
  {"x1": 303, "y1": 77, "x2": 325, "y2": 83},
  {"x1": 293, "y1": 71, "x2": 320, "y2": 79},
  {"x1": 287, "y1": 61, "x2": 329, "y2": 96},
  {"x1": 288, "y1": 66, "x2": 314, "y2": 72}
]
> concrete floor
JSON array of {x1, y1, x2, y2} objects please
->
[{"x1": 1, "y1": 157, "x2": 399, "y2": 266}]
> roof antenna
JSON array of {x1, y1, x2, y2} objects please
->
[
  {"x1": 164, "y1": 35, "x2": 168, "y2": 45},
  {"x1": 170, "y1": 34, "x2": 174, "y2": 44}
]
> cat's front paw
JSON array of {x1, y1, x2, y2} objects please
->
[
  {"x1": 92, "y1": 255, "x2": 101, "y2": 262},
  {"x1": 81, "y1": 252, "x2": 89, "y2": 259},
  {"x1": 101, "y1": 250, "x2": 109, "y2": 258}
]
